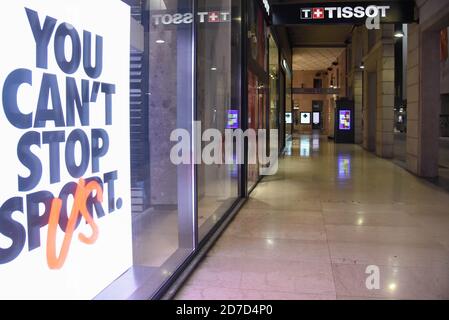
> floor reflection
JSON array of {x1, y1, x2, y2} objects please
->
[
  {"x1": 299, "y1": 133, "x2": 321, "y2": 158},
  {"x1": 177, "y1": 134, "x2": 449, "y2": 300},
  {"x1": 337, "y1": 155, "x2": 351, "y2": 180},
  {"x1": 299, "y1": 137, "x2": 310, "y2": 157}
]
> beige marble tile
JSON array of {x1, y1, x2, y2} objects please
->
[
  {"x1": 328, "y1": 241, "x2": 449, "y2": 267},
  {"x1": 184, "y1": 256, "x2": 335, "y2": 296},
  {"x1": 176, "y1": 135, "x2": 449, "y2": 300},
  {"x1": 209, "y1": 237, "x2": 331, "y2": 263},
  {"x1": 336, "y1": 295, "x2": 397, "y2": 300},
  {"x1": 235, "y1": 208, "x2": 324, "y2": 226},
  {"x1": 332, "y1": 263, "x2": 449, "y2": 299},
  {"x1": 176, "y1": 285, "x2": 336, "y2": 300},
  {"x1": 184, "y1": 260, "x2": 242, "y2": 289},
  {"x1": 323, "y1": 211, "x2": 419, "y2": 227},
  {"x1": 238, "y1": 258, "x2": 335, "y2": 295},
  {"x1": 325, "y1": 225, "x2": 435, "y2": 245},
  {"x1": 321, "y1": 202, "x2": 408, "y2": 214},
  {"x1": 222, "y1": 221, "x2": 327, "y2": 241},
  {"x1": 244, "y1": 198, "x2": 322, "y2": 211}
]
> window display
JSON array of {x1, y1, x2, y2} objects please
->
[{"x1": 197, "y1": 0, "x2": 241, "y2": 241}]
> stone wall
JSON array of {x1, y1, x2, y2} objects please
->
[{"x1": 406, "y1": 0, "x2": 449, "y2": 177}]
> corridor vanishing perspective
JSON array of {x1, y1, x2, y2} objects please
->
[
  {"x1": 2, "y1": 0, "x2": 449, "y2": 303},
  {"x1": 177, "y1": 135, "x2": 449, "y2": 300}
]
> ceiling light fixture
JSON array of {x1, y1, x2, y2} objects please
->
[
  {"x1": 394, "y1": 23, "x2": 405, "y2": 39},
  {"x1": 155, "y1": 39, "x2": 165, "y2": 44},
  {"x1": 394, "y1": 31, "x2": 404, "y2": 38}
]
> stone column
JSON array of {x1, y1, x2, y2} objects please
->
[
  {"x1": 375, "y1": 25, "x2": 395, "y2": 158},
  {"x1": 406, "y1": 23, "x2": 421, "y2": 174},
  {"x1": 418, "y1": 29, "x2": 441, "y2": 177},
  {"x1": 353, "y1": 71, "x2": 363, "y2": 144},
  {"x1": 406, "y1": 23, "x2": 441, "y2": 178}
]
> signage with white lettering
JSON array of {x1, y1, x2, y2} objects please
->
[
  {"x1": 0, "y1": 0, "x2": 132, "y2": 299},
  {"x1": 272, "y1": 1, "x2": 415, "y2": 25},
  {"x1": 152, "y1": 11, "x2": 231, "y2": 26}
]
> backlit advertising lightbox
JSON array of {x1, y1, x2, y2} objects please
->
[
  {"x1": 226, "y1": 110, "x2": 239, "y2": 129},
  {"x1": 0, "y1": 0, "x2": 132, "y2": 299},
  {"x1": 313, "y1": 112, "x2": 320, "y2": 125},
  {"x1": 300, "y1": 112, "x2": 311, "y2": 125},
  {"x1": 339, "y1": 110, "x2": 351, "y2": 130}
]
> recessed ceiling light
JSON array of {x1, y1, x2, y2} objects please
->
[
  {"x1": 211, "y1": 67, "x2": 217, "y2": 71},
  {"x1": 156, "y1": 39, "x2": 165, "y2": 44}
]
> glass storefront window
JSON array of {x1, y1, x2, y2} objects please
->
[
  {"x1": 247, "y1": 0, "x2": 268, "y2": 192},
  {"x1": 0, "y1": 0, "x2": 272, "y2": 300},
  {"x1": 196, "y1": 0, "x2": 242, "y2": 241},
  {"x1": 285, "y1": 68, "x2": 293, "y2": 140},
  {"x1": 247, "y1": 72, "x2": 267, "y2": 190},
  {"x1": 97, "y1": 0, "x2": 196, "y2": 299},
  {"x1": 269, "y1": 33, "x2": 279, "y2": 134}
]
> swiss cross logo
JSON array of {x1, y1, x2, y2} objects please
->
[
  {"x1": 312, "y1": 8, "x2": 325, "y2": 19},
  {"x1": 208, "y1": 11, "x2": 220, "y2": 22}
]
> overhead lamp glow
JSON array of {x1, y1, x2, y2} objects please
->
[
  {"x1": 394, "y1": 31, "x2": 404, "y2": 38},
  {"x1": 389, "y1": 283, "x2": 397, "y2": 291},
  {"x1": 211, "y1": 67, "x2": 217, "y2": 71},
  {"x1": 359, "y1": 62, "x2": 365, "y2": 70},
  {"x1": 155, "y1": 39, "x2": 165, "y2": 44},
  {"x1": 262, "y1": 0, "x2": 270, "y2": 15}
]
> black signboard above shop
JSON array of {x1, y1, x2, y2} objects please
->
[{"x1": 272, "y1": 1, "x2": 416, "y2": 25}]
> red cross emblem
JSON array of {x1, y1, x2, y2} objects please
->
[
  {"x1": 208, "y1": 12, "x2": 220, "y2": 23},
  {"x1": 312, "y1": 8, "x2": 324, "y2": 19}
]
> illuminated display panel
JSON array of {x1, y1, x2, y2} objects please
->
[
  {"x1": 339, "y1": 110, "x2": 351, "y2": 130},
  {"x1": 226, "y1": 110, "x2": 239, "y2": 129},
  {"x1": 313, "y1": 112, "x2": 320, "y2": 125},
  {"x1": 285, "y1": 112, "x2": 292, "y2": 124},
  {"x1": 0, "y1": 0, "x2": 132, "y2": 299},
  {"x1": 300, "y1": 112, "x2": 311, "y2": 125}
]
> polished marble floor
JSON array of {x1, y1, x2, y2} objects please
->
[{"x1": 176, "y1": 134, "x2": 449, "y2": 300}]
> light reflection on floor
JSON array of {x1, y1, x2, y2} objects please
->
[{"x1": 177, "y1": 134, "x2": 449, "y2": 300}]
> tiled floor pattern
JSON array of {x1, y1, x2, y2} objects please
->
[{"x1": 176, "y1": 135, "x2": 449, "y2": 300}]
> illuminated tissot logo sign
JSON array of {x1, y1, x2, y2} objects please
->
[
  {"x1": 272, "y1": 1, "x2": 416, "y2": 25},
  {"x1": 0, "y1": 0, "x2": 132, "y2": 299},
  {"x1": 299, "y1": 6, "x2": 390, "y2": 20},
  {"x1": 152, "y1": 11, "x2": 231, "y2": 25}
]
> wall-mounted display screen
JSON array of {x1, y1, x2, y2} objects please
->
[
  {"x1": 313, "y1": 112, "x2": 320, "y2": 125},
  {"x1": 226, "y1": 110, "x2": 239, "y2": 129},
  {"x1": 285, "y1": 112, "x2": 293, "y2": 124},
  {"x1": 300, "y1": 112, "x2": 311, "y2": 125},
  {"x1": 339, "y1": 110, "x2": 351, "y2": 130}
]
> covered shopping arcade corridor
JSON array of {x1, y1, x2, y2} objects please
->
[{"x1": 177, "y1": 134, "x2": 449, "y2": 299}]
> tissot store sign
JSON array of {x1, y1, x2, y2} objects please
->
[
  {"x1": 272, "y1": 1, "x2": 416, "y2": 25},
  {"x1": 152, "y1": 11, "x2": 231, "y2": 25},
  {"x1": 0, "y1": 0, "x2": 132, "y2": 299}
]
